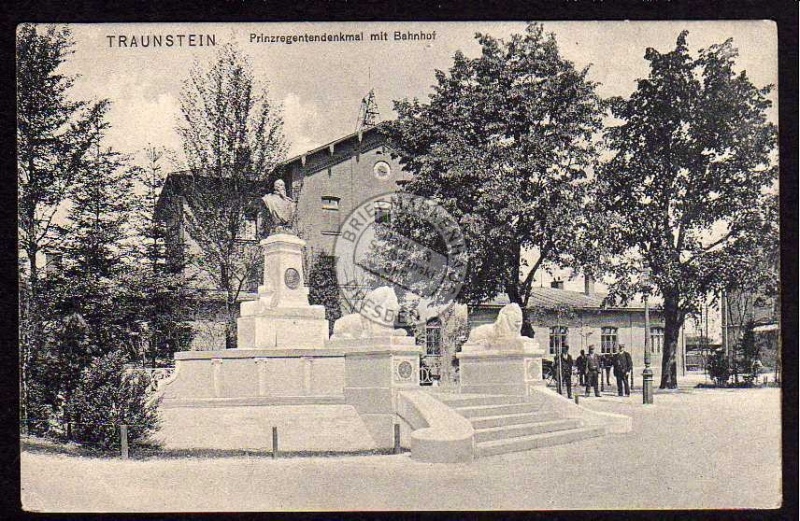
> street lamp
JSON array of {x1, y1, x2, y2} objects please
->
[{"x1": 642, "y1": 271, "x2": 654, "y2": 404}]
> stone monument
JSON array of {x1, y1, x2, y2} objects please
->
[
  {"x1": 238, "y1": 180, "x2": 328, "y2": 349},
  {"x1": 456, "y1": 303, "x2": 546, "y2": 395},
  {"x1": 327, "y1": 286, "x2": 423, "y2": 446}
]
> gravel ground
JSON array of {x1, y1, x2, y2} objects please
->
[{"x1": 20, "y1": 387, "x2": 782, "y2": 512}]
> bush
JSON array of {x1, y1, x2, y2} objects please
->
[
  {"x1": 66, "y1": 350, "x2": 160, "y2": 451},
  {"x1": 706, "y1": 349, "x2": 730, "y2": 387}
]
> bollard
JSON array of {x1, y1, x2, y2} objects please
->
[
  {"x1": 393, "y1": 423, "x2": 401, "y2": 454},
  {"x1": 120, "y1": 424, "x2": 129, "y2": 460},
  {"x1": 574, "y1": 394, "x2": 579, "y2": 405},
  {"x1": 272, "y1": 426, "x2": 278, "y2": 459}
]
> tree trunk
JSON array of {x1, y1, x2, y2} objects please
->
[
  {"x1": 659, "y1": 291, "x2": 683, "y2": 389},
  {"x1": 225, "y1": 297, "x2": 237, "y2": 350}
]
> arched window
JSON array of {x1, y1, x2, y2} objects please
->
[{"x1": 425, "y1": 318, "x2": 442, "y2": 357}]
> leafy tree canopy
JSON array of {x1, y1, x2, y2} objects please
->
[
  {"x1": 594, "y1": 31, "x2": 777, "y2": 387},
  {"x1": 385, "y1": 23, "x2": 604, "y2": 309}
]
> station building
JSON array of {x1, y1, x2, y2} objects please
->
[{"x1": 155, "y1": 125, "x2": 686, "y2": 382}]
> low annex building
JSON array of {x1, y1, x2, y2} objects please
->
[{"x1": 468, "y1": 279, "x2": 684, "y2": 380}]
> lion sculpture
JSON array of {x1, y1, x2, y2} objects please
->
[
  {"x1": 332, "y1": 286, "x2": 408, "y2": 339},
  {"x1": 464, "y1": 303, "x2": 532, "y2": 351}
]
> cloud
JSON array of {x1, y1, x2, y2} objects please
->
[
  {"x1": 103, "y1": 74, "x2": 183, "y2": 158},
  {"x1": 280, "y1": 92, "x2": 330, "y2": 157}
]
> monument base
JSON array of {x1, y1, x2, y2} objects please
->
[
  {"x1": 327, "y1": 336, "x2": 423, "y2": 447},
  {"x1": 457, "y1": 345, "x2": 545, "y2": 396},
  {"x1": 161, "y1": 349, "x2": 345, "y2": 404},
  {"x1": 237, "y1": 305, "x2": 328, "y2": 349},
  {"x1": 236, "y1": 233, "x2": 329, "y2": 350}
]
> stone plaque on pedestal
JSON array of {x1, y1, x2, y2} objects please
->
[
  {"x1": 328, "y1": 335, "x2": 423, "y2": 448},
  {"x1": 237, "y1": 233, "x2": 329, "y2": 349},
  {"x1": 456, "y1": 303, "x2": 546, "y2": 396}
]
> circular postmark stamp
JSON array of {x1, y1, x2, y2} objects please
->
[{"x1": 333, "y1": 192, "x2": 467, "y2": 328}]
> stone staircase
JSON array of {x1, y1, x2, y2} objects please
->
[{"x1": 434, "y1": 393, "x2": 605, "y2": 458}]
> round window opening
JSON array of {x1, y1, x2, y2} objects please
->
[{"x1": 373, "y1": 161, "x2": 391, "y2": 180}]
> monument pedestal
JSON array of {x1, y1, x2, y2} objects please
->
[
  {"x1": 327, "y1": 336, "x2": 423, "y2": 448},
  {"x1": 457, "y1": 338, "x2": 545, "y2": 396},
  {"x1": 161, "y1": 349, "x2": 345, "y2": 405},
  {"x1": 237, "y1": 234, "x2": 328, "y2": 349}
]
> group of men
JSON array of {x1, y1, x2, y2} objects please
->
[{"x1": 553, "y1": 344, "x2": 633, "y2": 399}]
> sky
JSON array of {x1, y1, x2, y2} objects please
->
[
  {"x1": 55, "y1": 21, "x2": 778, "y2": 293},
  {"x1": 62, "y1": 21, "x2": 778, "y2": 159}
]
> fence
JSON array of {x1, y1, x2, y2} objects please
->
[{"x1": 21, "y1": 419, "x2": 405, "y2": 459}]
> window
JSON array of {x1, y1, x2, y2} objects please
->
[
  {"x1": 321, "y1": 196, "x2": 340, "y2": 234},
  {"x1": 425, "y1": 319, "x2": 442, "y2": 357},
  {"x1": 374, "y1": 201, "x2": 392, "y2": 225},
  {"x1": 45, "y1": 252, "x2": 63, "y2": 276},
  {"x1": 601, "y1": 327, "x2": 618, "y2": 354},
  {"x1": 650, "y1": 327, "x2": 664, "y2": 353},
  {"x1": 549, "y1": 326, "x2": 568, "y2": 355}
]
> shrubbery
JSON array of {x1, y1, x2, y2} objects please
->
[
  {"x1": 706, "y1": 349, "x2": 730, "y2": 387},
  {"x1": 66, "y1": 351, "x2": 160, "y2": 451}
]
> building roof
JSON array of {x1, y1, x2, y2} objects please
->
[
  {"x1": 156, "y1": 124, "x2": 392, "y2": 216},
  {"x1": 481, "y1": 286, "x2": 657, "y2": 312},
  {"x1": 280, "y1": 123, "x2": 388, "y2": 170}
]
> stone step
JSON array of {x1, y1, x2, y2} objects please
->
[
  {"x1": 469, "y1": 411, "x2": 562, "y2": 430},
  {"x1": 476, "y1": 426, "x2": 606, "y2": 458},
  {"x1": 473, "y1": 419, "x2": 582, "y2": 443},
  {"x1": 436, "y1": 394, "x2": 526, "y2": 408},
  {"x1": 455, "y1": 402, "x2": 544, "y2": 418},
  {"x1": 436, "y1": 394, "x2": 523, "y2": 409}
]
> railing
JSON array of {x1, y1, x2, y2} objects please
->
[{"x1": 124, "y1": 367, "x2": 176, "y2": 392}]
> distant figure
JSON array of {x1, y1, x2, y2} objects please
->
[
  {"x1": 575, "y1": 349, "x2": 586, "y2": 386},
  {"x1": 260, "y1": 179, "x2": 295, "y2": 236},
  {"x1": 555, "y1": 345, "x2": 574, "y2": 399},
  {"x1": 602, "y1": 348, "x2": 616, "y2": 389},
  {"x1": 583, "y1": 345, "x2": 601, "y2": 397},
  {"x1": 613, "y1": 344, "x2": 633, "y2": 396}
]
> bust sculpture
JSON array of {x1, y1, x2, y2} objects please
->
[{"x1": 260, "y1": 179, "x2": 296, "y2": 236}]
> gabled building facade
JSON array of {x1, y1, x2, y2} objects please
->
[{"x1": 155, "y1": 125, "x2": 687, "y2": 383}]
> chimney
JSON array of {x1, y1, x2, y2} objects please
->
[
  {"x1": 584, "y1": 274, "x2": 595, "y2": 296},
  {"x1": 550, "y1": 278, "x2": 564, "y2": 290}
]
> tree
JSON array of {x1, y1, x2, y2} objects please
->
[
  {"x1": 177, "y1": 44, "x2": 287, "y2": 348},
  {"x1": 307, "y1": 253, "x2": 342, "y2": 336},
  {"x1": 120, "y1": 146, "x2": 194, "y2": 366},
  {"x1": 595, "y1": 31, "x2": 777, "y2": 388},
  {"x1": 17, "y1": 23, "x2": 114, "y2": 431},
  {"x1": 60, "y1": 106, "x2": 134, "y2": 352},
  {"x1": 385, "y1": 23, "x2": 603, "y2": 327}
]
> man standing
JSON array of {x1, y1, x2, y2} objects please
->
[
  {"x1": 583, "y1": 345, "x2": 601, "y2": 397},
  {"x1": 555, "y1": 345, "x2": 574, "y2": 399},
  {"x1": 575, "y1": 349, "x2": 587, "y2": 387},
  {"x1": 614, "y1": 343, "x2": 633, "y2": 396},
  {"x1": 603, "y1": 348, "x2": 615, "y2": 388}
]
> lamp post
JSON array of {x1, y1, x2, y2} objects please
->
[
  {"x1": 642, "y1": 293, "x2": 654, "y2": 404},
  {"x1": 556, "y1": 309, "x2": 563, "y2": 395}
]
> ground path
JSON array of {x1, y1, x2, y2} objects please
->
[{"x1": 21, "y1": 386, "x2": 782, "y2": 511}]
